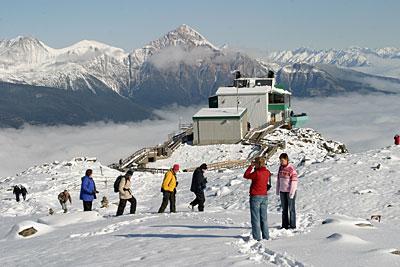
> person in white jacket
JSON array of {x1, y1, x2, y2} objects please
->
[{"x1": 116, "y1": 170, "x2": 136, "y2": 216}]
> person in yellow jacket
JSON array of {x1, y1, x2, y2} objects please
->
[{"x1": 158, "y1": 164, "x2": 179, "y2": 213}]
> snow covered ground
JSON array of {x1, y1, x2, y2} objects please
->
[{"x1": 1, "y1": 129, "x2": 400, "y2": 266}]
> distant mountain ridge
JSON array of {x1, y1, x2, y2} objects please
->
[
  {"x1": 1, "y1": 24, "x2": 400, "y2": 127},
  {"x1": 267, "y1": 46, "x2": 400, "y2": 67},
  {"x1": 2, "y1": 25, "x2": 400, "y2": 97},
  {"x1": 0, "y1": 82, "x2": 152, "y2": 128}
]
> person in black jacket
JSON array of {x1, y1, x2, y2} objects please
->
[
  {"x1": 20, "y1": 185, "x2": 28, "y2": 201},
  {"x1": 189, "y1": 163, "x2": 208, "y2": 212},
  {"x1": 13, "y1": 185, "x2": 21, "y2": 202}
]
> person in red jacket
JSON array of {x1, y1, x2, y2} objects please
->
[
  {"x1": 395, "y1": 134, "x2": 399, "y2": 145},
  {"x1": 244, "y1": 157, "x2": 271, "y2": 241}
]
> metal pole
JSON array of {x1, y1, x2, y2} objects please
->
[{"x1": 236, "y1": 79, "x2": 239, "y2": 113}]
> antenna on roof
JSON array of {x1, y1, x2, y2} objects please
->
[
  {"x1": 235, "y1": 71, "x2": 241, "y2": 79},
  {"x1": 268, "y1": 71, "x2": 274, "y2": 78}
]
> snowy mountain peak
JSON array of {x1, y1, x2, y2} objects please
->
[
  {"x1": 0, "y1": 35, "x2": 50, "y2": 53},
  {"x1": 0, "y1": 35, "x2": 56, "y2": 66},
  {"x1": 58, "y1": 40, "x2": 128, "y2": 60},
  {"x1": 160, "y1": 24, "x2": 218, "y2": 51},
  {"x1": 129, "y1": 24, "x2": 219, "y2": 69},
  {"x1": 63, "y1": 39, "x2": 126, "y2": 52}
]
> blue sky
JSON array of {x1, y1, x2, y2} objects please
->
[{"x1": 0, "y1": 0, "x2": 399, "y2": 52}]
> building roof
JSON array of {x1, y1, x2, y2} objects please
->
[
  {"x1": 270, "y1": 87, "x2": 292, "y2": 95},
  {"x1": 193, "y1": 107, "x2": 247, "y2": 119},
  {"x1": 215, "y1": 86, "x2": 291, "y2": 96},
  {"x1": 215, "y1": 86, "x2": 269, "y2": 96}
]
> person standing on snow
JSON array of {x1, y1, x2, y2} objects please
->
[
  {"x1": 116, "y1": 170, "x2": 137, "y2": 216},
  {"x1": 244, "y1": 157, "x2": 271, "y2": 241},
  {"x1": 58, "y1": 190, "x2": 72, "y2": 213},
  {"x1": 189, "y1": 163, "x2": 208, "y2": 212},
  {"x1": 158, "y1": 164, "x2": 179, "y2": 213},
  {"x1": 13, "y1": 185, "x2": 21, "y2": 202},
  {"x1": 395, "y1": 134, "x2": 399, "y2": 145},
  {"x1": 276, "y1": 153, "x2": 298, "y2": 229},
  {"x1": 79, "y1": 169, "x2": 98, "y2": 211},
  {"x1": 20, "y1": 185, "x2": 28, "y2": 201}
]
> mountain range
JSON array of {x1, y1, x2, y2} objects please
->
[{"x1": 1, "y1": 24, "x2": 400, "y2": 127}]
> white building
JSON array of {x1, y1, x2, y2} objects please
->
[
  {"x1": 193, "y1": 107, "x2": 247, "y2": 145},
  {"x1": 208, "y1": 78, "x2": 292, "y2": 129}
]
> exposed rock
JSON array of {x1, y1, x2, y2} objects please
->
[
  {"x1": 18, "y1": 227, "x2": 37, "y2": 237},
  {"x1": 355, "y1": 223, "x2": 373, "y2": 227}
]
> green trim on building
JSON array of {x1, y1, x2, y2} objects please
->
[
  {"x1": 289, "y1": 115, "x2": 309, "y2": 128},
  {"x1": 208, "y1": 95, "x2": 218, "y2": 108},
  {"x1": 268, "y1": 103, "x2": 289, "y2": 111},
  {"x1": 274, "y1": 84, "x2": 288, "y2": 91}
]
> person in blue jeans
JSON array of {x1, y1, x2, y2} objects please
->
[{"x1": 244, "y1": 157, "x2": 271, "y2": 241}]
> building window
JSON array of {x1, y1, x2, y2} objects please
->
[
  {"x1": 255, "y1": 79, "x2": 272, "y2": 86},
  {"x1": 269, "y1": 93, "x2": 284, "y2": 104}
]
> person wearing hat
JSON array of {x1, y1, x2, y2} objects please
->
[
  {"x1": 189, "y1": 163, "x2": 208, "y2": 212},
  {"x1": 158, "y1": 164, "x2": 179, "y2": 213},
  {"x1": 80, "y1": 169, "x2": 98, "y2": 211},
  {"x1": 116, "y1": 170, "x2": 136, "y2": 216}
]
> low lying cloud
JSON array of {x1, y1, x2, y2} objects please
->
[
  {"x1": 220, "y1": 46, "x2": 268, "y2": 62},
  {"x1": 292, "y1": 93, "x2": 400, "y2": 152},
  {"x1": 2, "y1": 93, "x2": 399, "y2": 178},
  {"x1": 361, "y1": 76, "x2": 400, "y2": 93},
  {"x1": 148, "y1": 45, "x2": 270, "y2": 70},
  {"x1": 0, "y1": 105, "x2": 204, "y2": 178},
  {"x1": 149, "y1": 46, "x2": 213, "y2": 70}
]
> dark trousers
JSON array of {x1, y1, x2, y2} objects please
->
[
  {"x1": 15, "y1": 194, "x2": 20, "y2": 202},
  {"x1": 22, "y1": 194, "x2": 26, "y2": 201},
  {"x1": 190, "y1": 191, "x2": 205, "y2": 211},
  {"x1": 280, "y1": 192, "x2": 296, "y2": 229},
  {"x1": 116, "y1": 197, "x2": 137, "y2": 216},
  {"x1": 158, "y1": 191, "x2": 176, "y2": 213},
  {"x1": 83, "y1": 201, "x2": 92, "y2": 211}
]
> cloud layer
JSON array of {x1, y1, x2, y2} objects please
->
[
  {"x1": 292, "y1": 93, "x2": 400, "y2": 153},
  {"x1": 149, "y1": 46, "x2": 213, "y2": 70},
  {"x1": 1, "y1": 93, "x2": 399, "y2": 178},
  {"x1": 0, "y1": 105, "x2": 203, "y2": 178}
]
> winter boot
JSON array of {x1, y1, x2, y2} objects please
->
[
  {"x1": 188, "y1": 204, "x2": 194, "y2": 211},
  {"x1": 64, "y1": 208, "x2": 68, "y2": 213}
]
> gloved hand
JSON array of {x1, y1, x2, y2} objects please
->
[{"x1": 176, "y1": 181, "x2": 179, "y2": 187}]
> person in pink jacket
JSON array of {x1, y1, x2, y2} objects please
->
[{"x1": 276, "y1": 153, "x2": 298, "y2": 229}]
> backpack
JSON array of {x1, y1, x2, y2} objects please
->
[
  {"x1": 267, "y1": 176, "x2": 272, "y2": 191},
  {"x1": 113, "y1": 175, "x2": 125, "y2": 193}
]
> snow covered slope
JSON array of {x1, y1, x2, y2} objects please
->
[
  {"x1": 3, "y1": 26, "x2": 399, "y2": 103},
  {"x1": 0, "y1": 24, "x2": 218, "y2": 95},
  {"x1": 267, "y1": 46, "x2": 400, "y2": 68},
  {"x1": 1, "y1": 128, "x2": 400, "y2": 266},
  {"x1": 0, "y1": 36, "x2": 129, "y2": 93}
]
